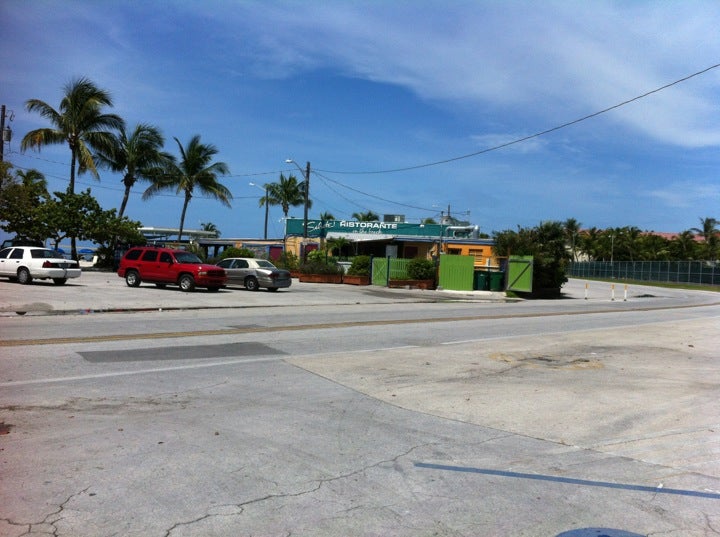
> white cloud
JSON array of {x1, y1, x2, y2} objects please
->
[
  {"x1": 649, "y1": 181, "x2": 720, "y2": 209},
  {"x1": 214, "y1": 1, "x2": 720, "y2": 148}
]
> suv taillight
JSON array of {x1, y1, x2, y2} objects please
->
[{"x1": 43, "y1": 261, "x2": 53, "y2": 268}]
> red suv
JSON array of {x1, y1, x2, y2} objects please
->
[{"x1": 117, "y1": 246, "x2": 227, "y2": 292}]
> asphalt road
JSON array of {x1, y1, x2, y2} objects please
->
[{"x1": 1, "y1": 273, "x2": 719, "y2": 537}]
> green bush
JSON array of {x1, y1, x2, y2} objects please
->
[
  {"x1": 407, "y1": 258, "x2": 436, "y2": 280},
  {"x1": 274, "y1": 251, "x2": 299, "y2": 271},
  {"x1": 347, "y1": 255, "x2": 371, "y2": 276},
  {"x1": 219, "y1": 247, "x2": 255, "y2": 260},
  {"x1": 299, "y1": 250, "x2": 344, "y2": 274}
]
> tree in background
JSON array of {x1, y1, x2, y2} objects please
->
[
  {"x1": 143, "y1": 135, "x2": 231, "y2": 240},
  {"x1": 691, "y1": 217, "x2": 719, "y2": 260},
  {"x1": 94, "y1": 123, "x2": 172, "y2": 219},
  {"x1": 352, "y1": 210, "x2": 379, "y2": 221},
  {"x1": 493, "y1": 221, "x2": 570, "y2": 292},
  {"x1": 200, "y1": 222, "x2": 220, "y2": 237},
  {"x1": 563, "y1": 218, "x2": 582, "y2": 262},
  {"x1": 0, "y1": 165, "x2": 52, "y2": 243},
  {"x1": 21, "y1": 77, "x2": 124, "y2": 259},
  {"x1": 263, "y1": 173, "x2": 310, "y2": 219}
]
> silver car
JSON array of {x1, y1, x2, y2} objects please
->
[
  {"x1": 0, "y1": 246, "x2": 81, "y2": 285},
  {"x1": 216, "y1": 257, "x2": 292, "y2": 291}
]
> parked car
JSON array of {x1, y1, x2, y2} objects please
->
[
  {"x1": 0, "y1": 246, "x2": 81, "y2": 285},
  {"x1": 215, "y1": 257, "x2": 292, "y2": 291},
  {"x1": 117, "y1": 246, "x2": 227, "y2": 292}
]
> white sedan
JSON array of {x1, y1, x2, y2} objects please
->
[{"x1": 0, "y1": 246, "x2": 82, "y2": 285}]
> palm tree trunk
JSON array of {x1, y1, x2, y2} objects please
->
[
  {"x1": 69, "y1": 149, "x2": 78, "y2": 260},
  {"x1": 118, "y1": 179, "x2": 132, "y2": 219},
  {"x1": 178, "y1": 194, "x2": 190, "y2": 241}
]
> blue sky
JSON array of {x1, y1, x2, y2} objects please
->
[{"x1": 2, "y1": 0, "x2": 719, "y2": 241}]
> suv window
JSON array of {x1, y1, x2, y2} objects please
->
[
  {"x1": 141, "y1": 250, "x2": 159, "y2": 262},
  {"x1": 160, "y1": 252, "x2": 173, "y2": 263},
  {"x1": 10, "y1": 249, "x2": 24, "y2": 259},
  {"x1": 0, "y1": 248, "x2": 10, "y2": 259},
  {"x1": 125, "y1": 249, "x2": 142, "y2": 261},
  {"x1": 174, "y1": 252, "x2": 202, "y2": 264}
]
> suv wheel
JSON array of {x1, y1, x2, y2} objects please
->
[
  {"x1": 179, "y1": 274, "x2": 196, "y2": 292},
  {"x1": 245, "y1": 276, "x2": 259, "y2": 291},
  {"x1": 125, "y1": 270, "x2": 141, "y2": 287}
]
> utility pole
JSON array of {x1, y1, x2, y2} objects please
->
[
  {"x1": 263, "y1": 185, "x2": 269, "y2": 240},
  {"x1": 303, "y1": 161, "x2": 310, "y2": 239},
  {"x1": 1, "y1": 105, "x2": 7, "y2": 162}
]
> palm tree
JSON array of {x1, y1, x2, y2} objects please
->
[
  {"x1": 143, "y1": 135, "x2": 232, "y2": 240},
  {"x1": 263, "y1": 173, "x2": 311, "y2": 218},
  {"x1": 671, "y1": 230, "x2": 699, "y2": 260},
  {"x1": 563, "y1": 218, "x2": 582, "y2": 262},
  {"x1": 200, "y1": 222, "x2": 220, "y2": 237},
  {"x1": 327, "y1": 236, "x2": 351, "y2": 258},
  {"x1": 94, "y1": 123, "x2": 171, "y2": 218},
  {"x1": 691, "y1": 217, "x2": 719, "y2": 260},
  {"x1": 21, "y1": 77, "x2": 124, "y2": 259},
  {"x1": 352, "y1": 210, "x2": 379, "y2": 221},
  {"x1": 318, "y1": 211, "x2": 335, "y2": 221},
  {"x1": 15, "y1": 169, "x2": 48, "y2": 193},
  {"x1": 22, "y1": 77, "x2": 124, "y2": 195}
]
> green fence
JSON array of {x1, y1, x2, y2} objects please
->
[
  {"x1": 371, "y1": 257, "x2": 412, "y2": 286},
  {"x1": 439, "y1": 255, "x2": 474, "y2": 290},
  {"x1": 568, "y1": 260, "x2": 719, "y2": 285}
]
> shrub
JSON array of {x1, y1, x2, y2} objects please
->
[
  {"x1": 299, "y1": 250, "x2": 344, "y2": 274},
  {"x1": 347, "y1": 255, "x2": 371, "y2": 276},
  {"x1": 219, "y1": 247, "x2": 255, "y2": 259},
  {"x1": 407, "y1": 258, "x2": 436, "y2": 280},
  {"x1": 274, "y1": 251, "x2": 299, "y2": 271}
]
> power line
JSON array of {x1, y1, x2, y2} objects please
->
[
  {"x1": 315, "y1": 62, "x2": 720, "y2": 175},
  {"x1": 313, "y1": 170, "x2": 435, "y2": 212}
]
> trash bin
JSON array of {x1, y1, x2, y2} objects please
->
[
  {"x1": 474, "y1": 270, "x2": 490, "y2": 290},
  {"x1": 489, "y1": 271, "x2": 505, "y2": 291}
]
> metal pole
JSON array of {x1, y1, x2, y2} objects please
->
[
  {"x1": 263, "y1": 186, "x2": 269, "y2": 240},
  {"x1": 303, "y1": 161, "x2": 310, "y2": 239},
  {"x1": 0, "y1": 105, "x2": 5, "y2": 162}
]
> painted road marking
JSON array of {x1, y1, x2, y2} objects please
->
[{"x1": 415, "y1": 462, "x2": 720, "y2": 499}]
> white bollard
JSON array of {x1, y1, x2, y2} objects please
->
[
  {"x1": 585, "y1": 282, "x2": 589, "y2": 300},
  {"x1": 611, "y1": 283, "x2": 615, "y2": 301},
  {"x1": 624, "y1": 284, "x2": 628, "y2": 301}
]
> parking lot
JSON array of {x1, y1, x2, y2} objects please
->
[{"x1": 1, "y1": 273, "x2": 719, "y2": 536}]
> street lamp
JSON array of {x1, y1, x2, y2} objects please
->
[
  {"x1": 249, "y1": 182, "x2": 269, "y2": 240},
  {"x1": 285, "y1": 159, "x2": 310, "y2": 238}
]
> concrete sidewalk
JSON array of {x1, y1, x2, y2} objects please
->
[{"x1": 2, "y1": 270, "x2": 715, "y2": 316}]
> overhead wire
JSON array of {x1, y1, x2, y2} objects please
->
[
  {"x1": 6, "y1": 62, "x2": 719, "y2": 219},
  {"x1": 314, "y1": 62, "x2": 720, "y2": 175}
]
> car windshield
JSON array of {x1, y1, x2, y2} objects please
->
[
  {"x1": 174, "y1": 252, "x2": 202, "y2": 264},
  {"x1": 255, "y1": 260, "x2": 276, "y2": 268}
]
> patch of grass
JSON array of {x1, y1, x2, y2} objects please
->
[{"x1": 569, "y1": 276, "x2": 720, "y2": 293}]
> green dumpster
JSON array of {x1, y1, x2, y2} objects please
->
[
  {"x1": 489, "y1": 271, "x2": 505, "y2": 291},
  {"x1": 474, "y1": 271, "x2": 490, "y2": 290}
]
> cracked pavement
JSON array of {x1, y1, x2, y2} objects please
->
[{"x1": 1, "y1": 278, "x2": 719, "y2": 536}]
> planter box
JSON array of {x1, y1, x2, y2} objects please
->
[
  {"x1": 298, "y1": 273, "x2": 343, "y2": 284},
  {"x1": 343, "y1": 275, "x2": 370, "y2": 286},
  {"x1": 388, "y1": 279, "x2": 435, "y2": 290}
]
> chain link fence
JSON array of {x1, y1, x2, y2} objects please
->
[{"x1": 568, "y1": 260, "x2": 719, "y2": 286}]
